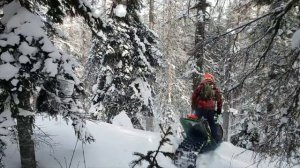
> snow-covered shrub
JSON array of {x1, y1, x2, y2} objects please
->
[{"x1": 230, "y1": 105, "x2": 260, "y2": 150}]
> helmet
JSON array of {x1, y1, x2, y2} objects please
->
[{"x1": 203, "y1": 73, "x2": 214, "y2": 82}]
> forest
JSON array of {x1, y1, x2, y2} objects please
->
[{"x1": 0, "y1": 0, "x2": 299, "y2": 168}]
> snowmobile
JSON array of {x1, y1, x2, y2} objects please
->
[{"x1": 174, "y1": 113, "x2": 223, "y2": 168}]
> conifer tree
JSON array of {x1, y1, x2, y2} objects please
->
[
  {"x1": 0, "y1": 0, "x2": 103, "y2": 167},
  {"x1": 219, "y1": 0, "x2": 300, "y2": 164},
  {"x1": 87, "y1": 0, "x2": 162, "y2": 130}
]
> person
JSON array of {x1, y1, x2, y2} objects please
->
[{"x1": 191, "y1": 73, "x2": 223, "y2": 143}]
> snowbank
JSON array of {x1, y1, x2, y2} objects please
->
[
  {"x1": 3, "y1": 115, "x2": 298, "y2": 168},
  {"x1": 197, "y1": 142, "x2": 294, "y2": 168},
  {"x1": 3, "y1": 115, "x2": 175, "y2": 168}
]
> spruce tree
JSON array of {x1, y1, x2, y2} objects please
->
[
  {"x1": 221, "y1": 0, "x2": 300, "y2": 164},
  {"x1": 87, "y1": 1, "x2": 162, "y2": 130},
  {"x1": 0, "y1": 0, "x2": 103, "y2": 167}
]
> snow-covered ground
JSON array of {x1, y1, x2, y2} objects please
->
[
  {"x1": 4, "y1": 115, "x2": 175, "y2": 168},
  {"x1": 3, "y1": 115, "x2": 298, "y2": 168}
]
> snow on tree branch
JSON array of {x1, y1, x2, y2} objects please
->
[{"x1": 0, "y1": 0, "x2": 93, "y2": 143}]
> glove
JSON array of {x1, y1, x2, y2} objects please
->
[{"x1": 216, "y1": 109, "x2": 221, "y2": 115}]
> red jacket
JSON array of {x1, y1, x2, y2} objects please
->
[{"x1": 191, "y1": 80, "x2": 223, "y2": 111}]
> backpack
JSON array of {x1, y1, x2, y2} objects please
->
[{"x1": 198, "y1": 82, "x2": 215, "y2": 100}]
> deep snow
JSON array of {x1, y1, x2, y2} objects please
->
[
  {"x1": 4, "y1": 115, "x2": 175, "y2": 168},
  {"x1": 3, "y1": 115, "x2": 298, "y2": 168}
]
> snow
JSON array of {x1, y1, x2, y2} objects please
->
[
  {"x1": 0, "y1": 63, "x2": 19, "y2": 80},
  {"x1": 280, "y1": 117, "x2": 288, "y2": 124},
  {"x1": 130, "y1": 78, "x2": 152, "y2": 106},
  {"x1": 229, "y1": 108, "x2": 238, "y2": 115},
  {"x1": 0, "y1": 51, "x2": 15, "y2": 63},
  {"x1": 197, "y1": 10, "x2": 204, "y2": 23},
  {"x1": 42, "y1": 58, "x2": 58, "y2": 77},
  {"x1": 89, "y1": 102, "x2": 104, "y2": 118},
  {"x1": 31, "y1": 61, "x2": 42, "y2": 72},
  {"x1": 7, "y1": 9, "x2": 44, "y2": 38},
  {"x1": 138, "y1": 48, "x2": 153, "y2": 72},
  {"x1": 18, "y1": 55, "x2": 30, "y2": 64},
  {"x1": 0, "y1": 105, "x2": 16, "y2": 139},
  {"x1": 48, "y1": 50, "x2": 61, "y2": 60},
  {"x1": 0, "y1": 0, "x2": 21, "y2": 25},
  {"x1": 117, "y1": 60, "x2": 123, "y2": 68},
  {"x1": 3, "y1": 115, "x2": 174, "y2": 168},
  {"x1": 92, "y1": 84, "x2": 98, "y2": 94},
  {"x1": 0, "y1": 33, "x2": 20, "y2": 47},
  {"x1": 292, "y1": 29, "x2": 300, "y2": 49},
  {"x1": 112, "y1": 111, "x2": 134, "y2": 129},
  {"x1": 18, "y1": 108, "x2": 34, "y2": 117},
  {"x1": 92, "y1": 8, "x2": 101, "y2": 18},
  {"x1": 41, "y1": 38, "x2": 56, "y2": 52},
  {"x1": 114, "y1": 4, "x2": 127, "y2": 18},
  {"x1": 18, "y1": 42, "x2": 38, "y2": 57},
  {"x1": 97, "y1": 30, "x2": 107, "y2": 41},
  {"x1": 197, "y1": 142, "x2": 278, "y2": 168},
  {"x1": 4, "y1": 115, "x2": 294, "y2": 168},
  {"x1": 12, "y1": 93, "x2": 19, "y2": 104},
  {"x1": 11, "y1": 79, "x2": 18, "y2": 86}
]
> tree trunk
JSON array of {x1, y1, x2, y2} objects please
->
[
  {"x1": 17, "y1": 116, "x2": 36, "y2": 168},
  {"x1": 16, "y1": 79, "x2": 36, "y2": 168},
  {"x1": 222, "y1": 55, "x2": 232, "y2": 141},
  {"x1": 149, "y1": 0, "x2": 154, "y2": 29},
  {"x1": 103, "y1": 0, "x2": 107, "y2": 21},
  {"x1": 193, "y1": 0, "x2": 207, "y2": 89},
  {"x1": 222, "y1": 111, "x2": 231, "y2": 141}
]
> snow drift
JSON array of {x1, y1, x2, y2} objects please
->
[{"x1": 3, "y1": 115, "x2": 295, "y2": 168}]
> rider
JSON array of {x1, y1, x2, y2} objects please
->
[{"x1": 191, "y1": 73, "x2": 223, "y2": 143}]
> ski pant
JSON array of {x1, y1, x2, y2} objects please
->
[{"x1": 195, "y1": 108, "x2": 218, "y2": 142}]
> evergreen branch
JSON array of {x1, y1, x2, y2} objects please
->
[
  {"x1": 224, "y1": 0, "x2": 298, "y2": 93},
  {"x1": 130, "y1": 124, "x2": 174, "y2": 168},
  {"x1": 202, "y1": 0, "x2": 299, "y2": 47}
]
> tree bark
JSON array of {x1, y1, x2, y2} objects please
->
[
  {"x1": 16, "y1": 79, "x2": 36, "y2": 168},
  {"x1": 222, "y1": 111, "x2": 231, "y2": 141},
  {"x1": 222, "y1": 58, "x2": 232, "y2": 141},
  {"x1": 149, "y1": 0, "x2": 154, "y2": 29},
  {"x1": 103, "y1": 0, "x2": 107, "y2": 21},
  {"x1": 193, "y1": 0, "x2": 207, "y2": 89},
  {"x1": 17, "y1": 116, "x2": 36, "y2": 168}
]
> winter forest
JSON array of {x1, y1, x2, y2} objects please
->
[{"x1": 0, "y1": 0, "x2": 299, "y2": 168}]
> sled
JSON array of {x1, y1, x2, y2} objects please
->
[
  {"x1": 180, "y1": 115, "x2": 223, "y2": 143},
  {"x1": 174, "y1": 115, "x2": 223, "y2": 168}
]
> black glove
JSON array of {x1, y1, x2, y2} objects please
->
[{"x1": 216, "y1": 109, "x2": 221, "y2": 115}]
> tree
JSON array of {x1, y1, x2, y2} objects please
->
[
  {"x1": 152, "y1": 0, "x2": 192, "y2": 132},
  {"x1": 149, "y1": 0, "x2": 155, "y2": 29},
  {"x1": 192, "y1": 0, "x2": 210, "y2": 89},
  {"x1": 214, "y1": 0, "x2": 300, "y2": 165},
  {"x1": 87, "y1": 0, "x2": 162, "y2": 130},
  {"x1": 0, "y1": 0, "x2": 103, "y2": 167},
  {"x1": 130, "y1": 124, "x2": 174, "y2": 168}
]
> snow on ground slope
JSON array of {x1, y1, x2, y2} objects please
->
[
  {"x1": 197, "y1": 142, "x2": 277, "y2": 168},
  {"x1": 197, "y1": 140, "x2": 300, "y2": 168},
  {"x1": 3, "y1": 115, "x2": 298, "y2": 168},
  {"x1": 4, "y1": 115, "x2": 175, "y2": 168}
]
